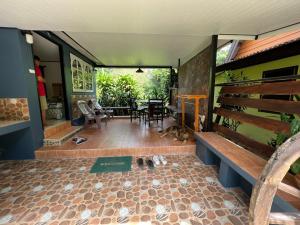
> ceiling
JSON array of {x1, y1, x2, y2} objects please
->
[{"x1": 0, "y1": 0, "x2": 300, "y2": 66}]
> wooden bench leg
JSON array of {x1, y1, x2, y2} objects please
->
[
  {"x1": 196, "y1": 141, "x2": 219, "y2": 165},
  {"x1": 219, "y1": 160, "x2": 240, "y2": 188}
]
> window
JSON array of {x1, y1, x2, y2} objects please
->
[
  {"x1": 70, "y1": 54, "x2": 94, "y2": 92},
  {"x1": 260, "y1": 66, "x2": 298, "y2": 113},
  {"x1": 216, "y1": 42, "x2": 232, "y2": 66}
]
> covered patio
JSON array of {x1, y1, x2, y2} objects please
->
[
  {"x1": 36, "y1": 118, "x2": 195, "y2": 159},
  {"x1": 1, "y1": 0, "x2": 300, "y2": 225}
]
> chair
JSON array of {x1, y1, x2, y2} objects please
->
[
  {"x1": 77, "y1": 100, "x2": 107, "y2": 128},
  {"x1": 129, "y1": 98, "x2": 144, "y2": 123},
  {"x1": 144, "y1": 99, "x2": 164, "y2": 127},
  {"x1": 90, "y1": 98, "x2": 114, "y2": 119}
]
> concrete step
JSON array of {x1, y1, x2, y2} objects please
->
[
  {"x1": 44, "y1": 121, "x2": 72, "y2": 138},
  {"x1": 43, "y1": 126, "x2": 83, "y2": 147}
]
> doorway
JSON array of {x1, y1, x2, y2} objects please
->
[{"x1": 32, "y1": 32, "x2": 68, "y2": 128}]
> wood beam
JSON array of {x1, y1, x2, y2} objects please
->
[{"x1": 207, "y1": 35, "x2": 218, "y2": 131}]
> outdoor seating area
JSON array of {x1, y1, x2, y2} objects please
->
[
  {"x1": 36, "y1": 118, "x2": 195, "y2": 159},
  {"x1": 1, "y1": 1, "x2": 300, "y2": 224}
]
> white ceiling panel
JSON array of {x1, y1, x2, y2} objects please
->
[
  {"x1": 0, "y1": 0, "x2": 299, "y2": 66},
  {"x1": 66, "y1": 32, "x2": 211, "y2": 66}
]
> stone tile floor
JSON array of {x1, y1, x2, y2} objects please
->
[{"x1": 0, "y1": 155, "x2": 249, "y2": 225}]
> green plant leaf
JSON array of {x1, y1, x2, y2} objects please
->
[
  {"x1": 291, "y1": 158, "x2": 300, "y2": 174},
  {"x1": 291, "y1": 119, "x2": 300, "y2": 135}
]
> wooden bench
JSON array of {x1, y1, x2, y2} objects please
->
[
  {"x1": 195, "y1": 132, "x2": 300, "y2": 211},
  {"x1": 195, "y1": 80, "x2": 300, "y2": 212}
]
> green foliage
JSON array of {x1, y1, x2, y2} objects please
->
[
  {"x1": 220, "y1": 71, "x2": 248, "y2": 131},
  {"x1": 96, "y1": 70, "x2": 140, "y2": 107},
  {"x1": 96, "y1": 71, "x2": 115, "y2": 106},
  {"x1": 291, "y1": 118, "x2": 300, "y2": 135},
  {"x1": 291, "y1": 158, "x2": 300, "y2": 175},
  {"x1": 216, "y1": 43, "x2": 231, "y2": 66},
  {"x1": 96, "y1": 68, "x2": 170, "y2": 107},
  {"x1": 268, "y1": 114, "x2": 300, "y2": 174},
  {"x1": 114, "y1": 75, "x2": 140, "y2": 106},
  {"x1": 268, "y1": 114, "x2": 300, "y2": 148},
  {"x1": 143, "y1": 69, "x2": 170, "y2": 102}
]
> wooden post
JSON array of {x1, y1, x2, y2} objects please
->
[
  {"x1": 178, "y1": 95, "x2": 207, "y2": 131},
  {"x1": 207, "y1": 35, "x2": 218, "y2": 131},
  {"x1": 181, "y1": 97, "x2": 185, "y2": 128},
  {"x1": 194, "y1": 97, "x2": 200, "y2": 132}
]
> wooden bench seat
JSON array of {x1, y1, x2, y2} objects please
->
[{"x1": 195, "y1": 132, "x2": 300, "y2": 211}]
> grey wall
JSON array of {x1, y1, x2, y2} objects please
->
[{"x1": 178, "y1": 45, "x2": 212, "y2": 129}]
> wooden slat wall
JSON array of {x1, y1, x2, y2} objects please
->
[
  {"x1": 218, "y1": 96, "x2": 300, "y2": 115},
  {"x1": 214, "y1": 80, "x2": 300, "y2": 158},
  {"x1": 213, "y1": 124, "x2": 275, "y2": 158},
  {"x1": 214, "y1": 107, "x2": 290, "y2": 134},
  {"x1": 221, "y1": 80, "x2": 300, "y2": 95}
]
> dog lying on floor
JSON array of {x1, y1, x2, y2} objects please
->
[{"x1": 159, "y1": 125, "x2": 189, "y2": 143}]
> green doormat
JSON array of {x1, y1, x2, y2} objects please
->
[{"x1": 90, "y1": 156, "x2": 132, "y2": 173}]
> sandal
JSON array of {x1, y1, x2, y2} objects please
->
[
  {"x1": 137, "y1": 158, "x2": 144, "y2": 169},
  {"x1": 76, "y1": 137, "x2": 87, "y2": 145},
  {"x1": 146, "y1": 159, "x2": 155, "y2": 170},
  {"x1": 159, "y1": 155, "x2": 167, "y2": 165},
  {"x1": 152, "y1": 155, "x2": 160, "y2": 166}
]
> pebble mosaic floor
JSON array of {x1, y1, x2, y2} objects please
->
[{"x1": 0, "y1": 155, "x2": 249, "y2": 225}]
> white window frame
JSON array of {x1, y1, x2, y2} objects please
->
[{"x1": 70, "y1": 53, "x2": 94, "y2": 93}]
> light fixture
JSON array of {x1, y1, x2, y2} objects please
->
[
  {"x1": 26, "y1": 33, "x2": 33, "y2": 44},
  {"x1": 22, "y1": 30, "x2": 34, "y2": 44},
  {"x1": 136, "y1": 67, "x2": 144, "y2": 73}
]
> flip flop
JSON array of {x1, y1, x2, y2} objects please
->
[
  {"x1": 146, "y1": 159, "x2": 155, "y2": 170},
  {"x1": 72, "y1": 137, "x2": 78, "y2": 142},
  {"x1": 137, "y1": 158, "x2": 144, "y2": 169},
  {"x1": 76, "y1": 137, "x2": 87, "y2": 145},
  {"x1": 159, "y1": 155, "x2": 167, "y2": 165},
  {"x1": 152, "y1": 155, "x2": 160, "y2": 166}
]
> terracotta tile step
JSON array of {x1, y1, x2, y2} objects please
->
[
  {"x1": 43, "y1": 126, "x2": 83, "y2": 147},
  {"x1": 44, "y1": 121, "x2": 72, "y2": 138},
  {"x1": 35, "y1": 145, "x2": 196, "y2": 159}
]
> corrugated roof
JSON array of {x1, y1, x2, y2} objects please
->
[{"x1": 234, "y1": 30, "x2": 300, "y2": 60}]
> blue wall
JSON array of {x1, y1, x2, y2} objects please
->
[
  {"x1": 0, "y1": 28, "x2": 28, "y2": 97},
  {"x1": 0, "y1": 28, "x2": 43, "y2": 159},
  {"x1": 0, "y1": 28, "x2": 97, "y2": 159}
]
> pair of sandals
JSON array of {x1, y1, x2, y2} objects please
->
[
  {"x1": 72, "y1": 137, "x2": 87, "y2": 145},
  {"x1": 136, "y1": 158, "x2": 155, "y2": 170},
  {"x1": 152, "y1": 155, "x2": 167, "y2": 166}
]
